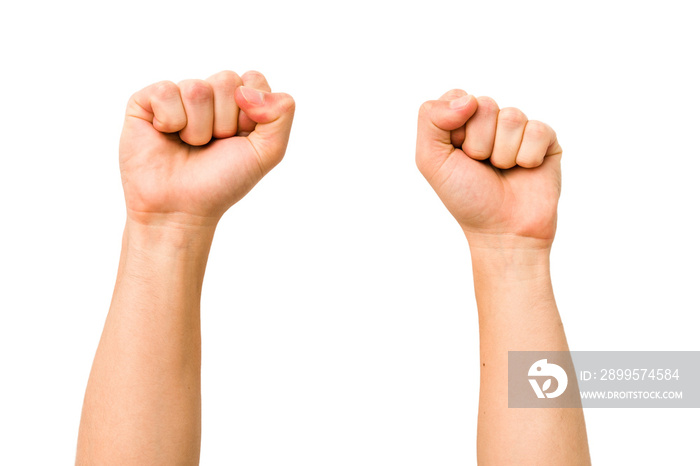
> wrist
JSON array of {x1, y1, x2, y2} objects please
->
[
  {"x1": 467, "y1": 235, "x2": 552, "y2": 283},
  {"x1": 125, "y1": 205, "x2": 221, "y2": 230},
  {"x1": 468, "y1": 239, "x2": 556, "y2": 324},
  {"x1": 123, "y1": 217, "x2": 216, "y2": 264},
  {"x1": 464, "y1": 229, "x2": 554, "y2": 251}
]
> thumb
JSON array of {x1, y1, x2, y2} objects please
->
[
  {"x1": 235, "y1": 86, "x2": 296, "y2": 173},
  {"x1": 416, "y1": 94, "x2": 477, "y2": 179}
]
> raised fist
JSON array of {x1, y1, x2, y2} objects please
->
[
  {"x1": 416, "y1": 89, "x2": 563, "y2": 247},
  {"x1": 119, "y1": 70, "x2": 295, "y2": 227}
]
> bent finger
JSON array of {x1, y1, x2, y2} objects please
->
[
  {"x1": 238, "y1": 70, "x2": 272, "y2": 134},
  {"x1": 416, "y1": 93, "x2": 478, "y2": 178},
  {"x1": 516, "y1": 120, "x2": 557, "y2": 168},
  {"x1": 206, "y1": 70, "x2": 243, "y2": 139},
  {"x1": 490, "y1": 107, "x2": 527, "y2": 169},
  {"x1": 126, "y1": 80, "x2": 187, "y2": 133},
  {"x1": 178, "y1": 79, "x2": 214, "y2": 146},
  {"x1": 463, "y1": 96, "x2": 499, "y2": 160}
]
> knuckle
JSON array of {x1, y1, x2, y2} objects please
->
[
  {"x1": 517, "y1": 154, "x2": 540, "y2": 168},
  {"x1": 490, "y1": 155, "x2": 515, "y2": 169},
  {"x1": 443, "y1": 88, "x2": 466, "y2": 100},
  {"x1": 153, "y1": 80, "x2": 179, "y2": 100},
  {"x1": 419, "y1": 100, "x2": 434, "y2": 116},
  {"x1": 182, "y1": 133, "x2": 211, "y2": 147},
  {"x1": 172, "y1": 112, "x2": 188, "y2": 128},
  {"x1": 498, "y1": 107, "x2": 527, "y2": 127},
  {"x1": 494, "y1": 161, "x2": 514, "y2": 170},
  {"x1": 180, "y1": 80, "x2": 212, "y2": 101},
  {"x1": 242, "y1": 70, "x2": 266, "y2": 81},
  {"x1": 156, "y1": 118, "x2": 183, "y2": 133},
  {"x1": 464, "y1": 146, "x2": 491, "y2": 160},
  {"x1": 210, "y1": 70, "x2": 243, "y2": 87},
  {"x1": 518, "y1": 159, "x2": 540, "y2": 168},
  {"x1": 476, "y1": 96, "x2": 499, "y2": 113},
  {"x1": 213, "y1": 127, "x2": 236, "y2": 139},
  {"x1": 281, "y1": 93, "x2": 296, "y2": 112},
  {"x1": 526, "y1": 120, "x2": 548, "y2": 138}
]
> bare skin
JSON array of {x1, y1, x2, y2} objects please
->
[
  {"x1": 416, "y1": 90, "x2": 591, "y2": 465},
  {"x1": 76, "y1": 72, "x2": 588, "y2": 464},
  {"x1": 76, "y1": 70, "x2": 295, "y2": 465}
]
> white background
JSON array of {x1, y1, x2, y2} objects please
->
[{"x1": 1, "y1": 0, "x2": 698, "y2": 464}]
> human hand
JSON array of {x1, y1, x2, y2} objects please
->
[
  {"x1": 119, "y1": 70, "x2": 295, "y2": 229},
  {"x1": 416, "y1": 90, "x2": 562, "y2": 249}
]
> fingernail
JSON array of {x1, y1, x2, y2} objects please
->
[
  {"x1": 449, "y1": 95, "x2": 473, "y2": 109},
  {"x1": 240, "y1": 86, "x2": 265, "y2": 105}
]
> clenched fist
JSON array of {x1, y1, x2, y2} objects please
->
[
  {"x1": 119, "y1": 70, "x2": 295, "y2": 228},
  {"x1": 416, "y1": 89, "x2": 562, "y2": 247}
]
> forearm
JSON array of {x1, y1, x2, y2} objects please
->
[
  {"x1": 76, "y1": 220, "x2": 215, "y2": 465},
  {"x1": 469, "y1": 237, "x2": 590, "y2": 465}
]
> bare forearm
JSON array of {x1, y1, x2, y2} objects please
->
[
  {"x1": 469, "y1": 238, "x2": 590, "y2": 465},
  {"x1": 76, "y1": 221, "x2": 215, "y2": 465}
]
